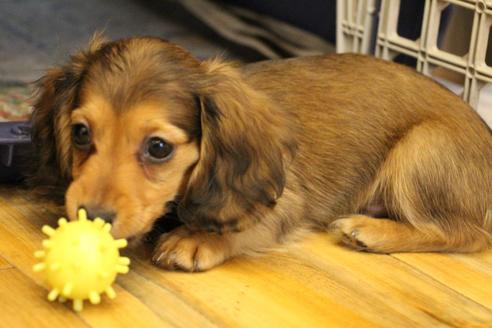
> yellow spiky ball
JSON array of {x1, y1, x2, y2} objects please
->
[{"x1": 33, "y1": 209, "x2": 130, "y2": 311}]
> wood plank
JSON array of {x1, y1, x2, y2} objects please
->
[
  {"x1": 393, "y1": 252, "x2": 492, "y2": 311},
  {"x1": 130, "y1": 255, "x2": 375, "y2": 328},
  {"x1": 0, "y1": 268, "x2": 88, "y2": 328},
  {"x1": 117, "y1": 271, "x2": 217, "y2": 328},
  {"x1": 0, "y1": 195, "x2": 172, "y2": 328},
  {"x1": 80, "y1": 284, "x2": 171, "y2": 328},
  {"x1": 130, "y1": 235, "x2": 492, "y2": 328},
  {"x1": 294, "y1": 236, "x2": 492, "y2": 327},
  {"x1": 0, "y1": 188, "x2": 375, "y2": 327},
  {"x1": 0, "y1": 255, "x2": 12, "y2": 269},
  {"x1": 2, "y1": 186, "x2": 492, "y2": 327},
  {"x1": 0, "y1": 195, "x2": 371, "y2": 327}
]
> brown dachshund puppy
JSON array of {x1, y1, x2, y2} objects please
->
[{"x1": 30, "y1": 36, "x2": 492, "y2": 271}]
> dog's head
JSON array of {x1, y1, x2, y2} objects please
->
[{"x1": 31, "y1": 36, "x2": 296, "y2": 241}]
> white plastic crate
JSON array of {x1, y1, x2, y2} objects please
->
[
  {"x1": 336, "y1": 0, "x2": 380, "y2": 54},
  {"x1": 337, "y1": 0, "x2": 492, "y2": 112}
]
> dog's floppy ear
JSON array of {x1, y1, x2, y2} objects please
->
[
  {"x1": 178, "y1": 59, "x2": 297, "y2": 233},
  {"x1": 29, "y1": 34, "x2": 106, "y2": 197}
]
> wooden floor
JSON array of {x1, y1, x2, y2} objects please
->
[{"x1": 1, "y1": 186, "x2": 492, "y2": 327}]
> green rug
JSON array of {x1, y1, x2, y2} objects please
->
[{"x1": 0, "y1": 84, "x2": 32, "y2": 121}]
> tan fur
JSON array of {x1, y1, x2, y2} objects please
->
[{"x1": 30, "y1": 36, "x2": 492, "y2": 272}]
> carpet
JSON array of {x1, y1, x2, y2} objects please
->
[{"x1": 0, "y1": 84, "x2": 32, "y2": 121}]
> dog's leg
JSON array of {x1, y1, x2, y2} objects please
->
[
  {"x1": 331, "y1": 215, "x2": 436, "y2": 252},
  {"x1": 330, "y1": 215, "x2": 490, "y2": 253},
  {"x1": 152, "y1": 188, "x2": 306, "y2": 271},
  {"x1": 151, "y1": 226, "x2": 235, "y2": 271},
  {"x1": 151, "y1": 219, "x2": 297, "y2": 271},
  {"x1": 332, "y1": 121, "x2": 492, "y2": 253}
]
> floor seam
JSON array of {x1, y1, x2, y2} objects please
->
[{"x1": 389, "y1": 254, "x2": 492, "y2": 314}]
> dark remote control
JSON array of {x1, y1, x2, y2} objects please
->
[{"x1": 0, "y1": 121, "x2": 32, "y2": 182}]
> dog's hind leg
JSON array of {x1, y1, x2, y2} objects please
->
[
  {"x1": 331, "y1": 121, "x2": 492, "y2": 253},
  {"x1": 330, "y1": 215, "x2": 490, "y2": 253}
]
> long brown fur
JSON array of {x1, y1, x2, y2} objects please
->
[{"x1": 29, "y1": 36, "x2": 492, "y2": 271}]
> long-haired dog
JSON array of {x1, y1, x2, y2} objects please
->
[{"x1": 29, "y1": 36, "x2": 492, "y2": 271}]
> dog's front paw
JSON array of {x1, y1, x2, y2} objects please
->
[{"x1": 151, "y1": 226, "x2": 231, "y2": 272}]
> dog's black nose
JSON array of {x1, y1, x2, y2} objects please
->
[{"x1": 80, "y1": 205, "x2": 116, "y2": 223}]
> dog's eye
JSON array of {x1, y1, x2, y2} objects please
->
[
  {"x1": 145, "y1": 137, "x2": 174, "y2": 162},
  {"x1": 71, "y1": 123, "x2": 92, "y2": 149}
]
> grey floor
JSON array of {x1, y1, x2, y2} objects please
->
[{"x1": 0, "y1": 0, "x2": 247, "y2": 83}]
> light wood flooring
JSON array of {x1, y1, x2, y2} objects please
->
[{"x1": 1, "y1": 186, "x2": 491, "y2": 327}]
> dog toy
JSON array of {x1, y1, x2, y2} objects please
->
[{"x1": 33, "y1": 208, "x2": 130, "y2": 311}]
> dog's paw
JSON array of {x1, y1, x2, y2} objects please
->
[
  {"x1": 151, "y1": 226, "x2": 231, "y2": 272},
  {"x1": 329, "y1": 215, "x2": 387, "y2": 252}
]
